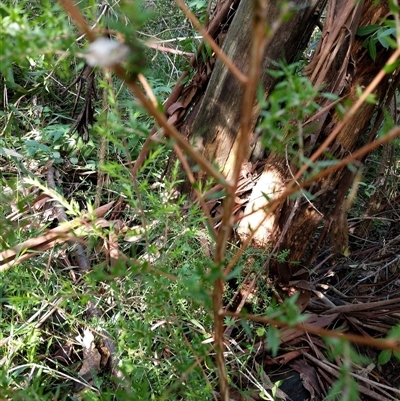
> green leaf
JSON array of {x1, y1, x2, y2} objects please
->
[
  {"x1": 378, "y1": 349, "x2": 392, "y2": 365},
  {"x1": 205, "y1": 189, "x2": 227, "y2": 200},
  {"x1": 378, "y1": 34, "x2": 397, "y2": 50},
  {"x1": 394, "y1": 350, "x2": 400, "y2": 361},
  {"x1": 267, "y1": 325, "x2": 281, "y2": 357},
  {"x1": 368, "y1": 38, "x2": 377, "y2": 61},
  {"x1": 189, "y1": 318, "x2": 205, "y2": 333},
  {"x1": 226, "y1": 265, "x2": 243, "y2": 281},
  {"x1": 204, "y1": 220, "x2": 216, "y2": 241},
  {"x1": 188, "y1": 0, "x2": 207, "y2": 10},
  {"x1": 383, "y1": 59, "x2": 400, "y2": 73},
  {"x1": 356, "y1": 25, "x2": 381, "y2": 36},
  {"x1": 383, "y1": 19, "x2": 396, "y2": 28},
  {"x1": 377, "y1": 35, "x2": 390, "y2": 49},
  {"x1": 365, "y1": 93, "x2": 377, "y2": 104},
  {"x1": 362, "y1": 37, "x2": 370, "y2": 49},
  {"x1": 377, "y1": 27, "x2": 396, "y2": 38},
  {"x1": 388, "y1": 0, "x2": 400, "y2": 14},
  {"x1": 267, "y1": 68, "x2": 284, "y2": 79},
  {"x1": 224, "y1": 317, "x2": 235, "y2": 327},
  {"x1": 256, "y1": 327, "x2": 266, "y2": 337},
  {"x1": 241, "y1": 319, "x2": 253, "y2": 339},
  {"x1": 322, "y1": 92, "x2": 340, "y2": 101},
  {"x1": 377, "y1": 27, "x2": 397, "y2": 49}
]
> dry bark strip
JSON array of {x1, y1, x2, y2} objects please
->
[
  {"x1": 0, "y1": 201, "x2": 115, "y2": 272},
  {"x1": 47, "y1": 166, "x2": 90, "y2": 270},
  {"x1": 321, "y1": 297, "x2": 400, "y2": 315},
  {"x1": 302, "y1": 352, "x2": 400, "y2": 401},
  {"x1": 238, "y1": 0, "x2": 398, "y2": 283},
  {"x1": 184, "y1": 0, "x2": 326, "y2": 183}
]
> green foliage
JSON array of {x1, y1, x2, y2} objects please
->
[
  {"x1": 20, "y1": 124, "x2": 97, "y2": 166},
  {"x1": 378, "y1": 325, "x2": 400, "y2": 365},
  {"x1": 1, "y1": 0, "x2": 399, "y2": 400},
  {"x1": 0, "y1": 0, "x2": 211, "y2": 398},
  {"x1": 357, "y1": 20, "x2": 398, "y2": 61},
  {"x1": 262, "y1": 295, "x2": 309, "y2": 357},
  {"x1": 0, "y1": 166, "x2": 217, "y2": 399},
  {"x1": 258, "y1": 62, "x2": 331, "y2": 160},
  {"x1": 0, "y1": 1, "x2": 74, "y2": 78},
  {"x1": 187, "y1": 0, "x2": 208, "y2": 24},
  {"x1": 324, "y1": 338, "x2": 361, "y2": 401}
]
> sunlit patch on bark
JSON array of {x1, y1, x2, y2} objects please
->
[{"x1": 237, "y1": 166, "x2": 285, "y2": 246}]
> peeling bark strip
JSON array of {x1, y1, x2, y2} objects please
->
[
  {"x1": 187, "y1": 0, "x2": 326, "y2": 181},
  {"x1": 238, "y1": 0, "x2": 397, "y2": 282},
  {"x1": 0, "y1": 202, "x2": 115, "y2": 272}
]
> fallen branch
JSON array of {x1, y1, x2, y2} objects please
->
[{"x1": 0, "y1": 201, "x2": 115, "y2": 272}]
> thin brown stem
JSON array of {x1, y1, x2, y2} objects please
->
[
  {"x1": 174, "y1": 0, "x2": 248, "y2": 85},
  {"x1": 211, "y1": 3, "x2": 277, "y2": 399},
  {"x1": 295, "y1": 46, "x2": 400, "y2": 181},
  {"x1": 222, "y1": 310, "x2": 400, "y2": 352},
  {"x1": 225, "y1": 125, "x2": 400, "y2": 276}
]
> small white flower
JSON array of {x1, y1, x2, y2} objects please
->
[
  {"x1": 85, "y1": 37, "x2": 130, "y2": 68},
  {"x1": 75, "y1": 328, "x2": 95, "y2": 350}
]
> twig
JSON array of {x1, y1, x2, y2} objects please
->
[
  {"x1": 94, "y1": 69, "x2": 111, "y2": 209},
  {"x1": 303, "y1": 352, "x2": 400, "y2": 400},
  {"x1": 321, "y1": 296, "x2": 400, "y2": 315},
  {"x1": 174, "y1": 0, "x2": 247, "y2": 85},
  {"x1": 146, "y1": 42, "x2": 194, "y2": 57},
  {"x1": 222, "y1": 310, "x2": 400, "y2": 352},
  {"x1": 47, "y1": 167, "x2": 90, "y2": 270},
  {"x1": 0, "y1": 202, "x2": 115, "y2": 272},
  {"x1": 295, "y1": 46, "x2": 400, "y2": 181},
  {"x1": 225, "y1": 126, "x2": 400, "y2": 276}
]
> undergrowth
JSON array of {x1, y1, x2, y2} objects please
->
[{"x1": 1, "y1": 1, "x2": 400, "y2": 401}]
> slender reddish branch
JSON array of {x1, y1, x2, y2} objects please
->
[
  {"x1": 225, "y1": 125, "x2": 400, "y2": 276},
  {"x1": 210, "y1": 2, "x2": 280, "y2": 399},
  {"x1": 58, "y1": 0, "x2": 96, "y2": 41},
  {"x1": 295, "y1": 46, "x2": 400, "y2": 181},
  {"x1": 174, "y1": 0, "x2": 248, "y2": 85},
  {"x1": 223, "y1": 310, "x2": 400, "y2": 352}
]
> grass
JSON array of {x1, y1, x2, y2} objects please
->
[
  {"x1": 1, "y1": 0, "x2": 400, "y2": 400},
  {"x1": 0, "y1": 94, "x2": 226, "y2": 397},
  {"x1": 0, "y1": 172, "x2": 217, "y2": 399}
]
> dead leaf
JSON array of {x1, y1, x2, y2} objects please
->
[
  {"x1": 291, "y1": 359, "x2": 324, "y2": 400},
  {"x1": 280, "y1": 313, "x2": 338, "y2": 344}
]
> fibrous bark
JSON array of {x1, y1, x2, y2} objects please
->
[
  {"x1": 237, "y1": 0, "x2": 397, "y2": 282},
  {"x1": 185, "y1": 0, "x2": 327, "y2": 182}
]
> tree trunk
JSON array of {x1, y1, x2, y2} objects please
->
[
  {"x1": 183, "y1": 0, "x2": 326, "y2": 184},
  {"x1": 181, "y1": 0, "x2": 398, "y2": 283},
  {"x1": 237, "y1": 0, "x2": 398, "y2": 282}
]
